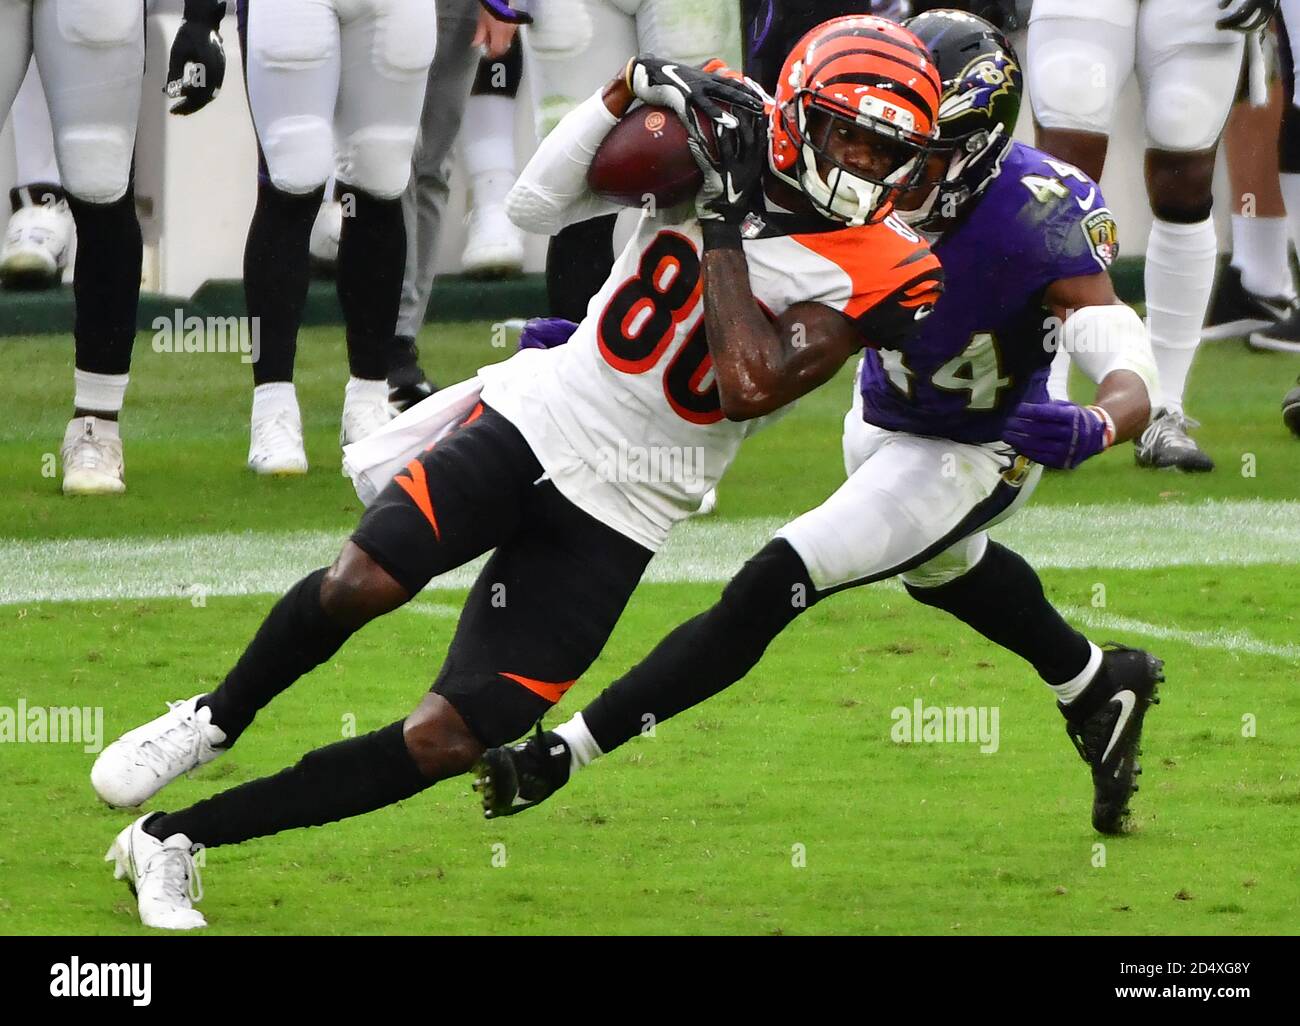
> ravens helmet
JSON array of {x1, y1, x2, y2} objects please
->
[{"x1": 898, "y1": 8, "x2": 1023, "y2": 233}]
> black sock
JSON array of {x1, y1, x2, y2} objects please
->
[
  {"x1": 582, "y1": 539, "x2": 817, "y2": 753},
  {"x1": 904, "y1": 541, "x2": 1091, "y2": 686},
  {"x1": 198, "y1": 569, "x2": 353, "y2": 743},
  {"x1": 67, "y1": 188, "x2": 143, "y2": 377},
  {"x1": 244, "y1": 182, "x2": 324, "y2": 385},
  {"x1": 337, "y1": 186, "x2": 405, "y2": 382},
  {"x1": 387, "y1": 334, "x2": 425, "y2": 385},
  {"x1": 546, "y1": 214, "x2": 617, "y2": 321},
  {"x1": 145, "y1": 720, "x2": 429, "y2": 848}
]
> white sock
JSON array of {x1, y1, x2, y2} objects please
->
[
  {"x1": 1230, "y1": 214, "x2": 1292, "y2": 298},
  {"x1": 1046, "y1": 347, "x2": 1071, "y2": 402},
  {"x1": 554, "y1": 712, "x2": 603, "y2": 775},
  {"x1": 73, "y1": 369, "x2": 129, "y2": 414},
  {"x1": 463, "y1": 94, "x2": 518, "y2": 181},
  {"x1": 1049, "y1": 642, "x2": 1104, "y2": 706},
  {"x1": 344, "y1": 375, "x2": 388, "y2": 406},
  {"x1": 251, "y1": 381, "x2": 299, "y2": 420},
  {"x1": 1145, "y1": 217, "x2": 1217, "y2": 414}
]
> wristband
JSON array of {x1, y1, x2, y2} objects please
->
[{"x1": 1086, "y1": 405, "x2": 1116, "y2": 449}]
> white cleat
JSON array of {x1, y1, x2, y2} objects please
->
[
  {"x1": 249, "y1": 403, "x2": 309, "y2": 475},
  {"x1": 61, "y1": 417, "x2": 125, "y2": 495},
  {"x1": 461, "y1": 202, "x2": 525, "y2": 279},
  {"x1": 91, "y1": 695, "x2": 227, "y2": 808},
  {"x1": 340, "y1": 389, "x2": 393, "y2": 447},
  {"x1": 0, "y1": 196, "x2": 74, "y2": 289},
  {"x1": 105, "y1": 816, "x2": 207, "y2": 930}
]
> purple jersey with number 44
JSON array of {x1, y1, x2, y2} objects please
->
[{"x1": 859, "y1": 141, "x2": 1119, "y2": 443}]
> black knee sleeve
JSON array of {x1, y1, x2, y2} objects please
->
[
  {"x1": 244, "y1": 181, "x2": 324, "y2": 384},
  {"x1": 67, "y1": 187, "x2": 143, "y2": 376}
]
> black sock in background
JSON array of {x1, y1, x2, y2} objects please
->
[
  {"x1": 337, "y1": 186, "x2": 406, "y2": 382},
  {"x1": 546, "y1": 214, "x2": 617, "y2": 322},
  {"x1": 244, "y1": 182, "x2": 324, "y2": 385},
  {"x1": 905, "y1": 541, "x2": 1091, "y2": 686},
  {"x1": 67, "y1": 188, "x2": 143, "y2": 377}
]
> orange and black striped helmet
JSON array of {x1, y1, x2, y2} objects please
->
[{"x1": 769, "y1": 15, "x2": 942, "y2": 226}]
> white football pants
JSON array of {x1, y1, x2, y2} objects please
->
[{"x1": 242, "y1": 0, "x2": 438, "y2": 199}]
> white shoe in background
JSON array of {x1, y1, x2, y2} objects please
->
[
  {"x1": 248, "y1": 385, "x2": 309, "y2": 475},
  {"x1": 1, "y1": 193, "x2": 74, "y2": 289},
  {"x1": 61, "y1": 416, "x2": 125, "y2": 495},
  {"x1": 462, "y1": 170, "x2": 524, "y2": 278},
  {"x1": 341, "y1": 377, "x2": 394, "y2": 448}
]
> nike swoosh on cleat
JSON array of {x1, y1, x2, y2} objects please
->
[{"x1": 1101, "y1": 689, "x2": 1138, "y2": 765}]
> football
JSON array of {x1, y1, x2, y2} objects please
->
[{"x1": 588, "y1": 104, "x2": 714, "y2": 209}]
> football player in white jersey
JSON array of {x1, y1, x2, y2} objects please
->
[
  {"x1": 90, "y1": 16, "x2": 946, "y2": 928},
  {"x1": 1029, "y1": 0, "x2": 1277, "y2": 470}
]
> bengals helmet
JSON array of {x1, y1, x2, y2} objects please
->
[{"x1": 769, "y1": 15, "x2": 942, "y2": 227}]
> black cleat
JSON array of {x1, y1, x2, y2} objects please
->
[
  {"x1": 1134, "y1": 409, "x2": 1215, "y2": 472},
  {"x1": 387, "y1": 335, "x2": 438, "y2": 415},
  {"x1": 1204, "y1": 263, "x2": 1296, "y2": 342},
  {"x1": 473, "y1": 725, "x2": 571, "y2": 819},
  {"x1": 1060, "y1": 645, "x2": 1164, "y2": 835},
  {"x1": 1283, "y1": 378, "x2": 1300, "y2": 438},
  {"x1": 1249, "y1": 304, "x2": 1300, "y2": 354}
]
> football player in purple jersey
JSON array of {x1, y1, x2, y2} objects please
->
[{"x1": 476, "y1": 10, "x2": 1166, "y2": 837}]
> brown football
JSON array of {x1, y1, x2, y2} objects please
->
[{"x1": 587, "y1": 105, "x2": 713, "y2": 209}]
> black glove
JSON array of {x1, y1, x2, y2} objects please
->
[
  {"x1": 1216, "y1": 0, "x2": 1279, "y2": 32},
  {"x1": 693, "y1": 106, "x2": 767, "y2": 225},
  {"x1": 625, "y1": 54, "x2": 764, "y2": 136},
  {"x1": 166, "y1": 0, "x2": 227, "y2": 116}
]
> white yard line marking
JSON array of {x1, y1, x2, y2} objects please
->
[
  {"x1": 1, "y1": 499, "x2": 1296, "y2": 606},
  {"x1": 1061, "y1": 608, "x2": 1300, "y2": 662}
]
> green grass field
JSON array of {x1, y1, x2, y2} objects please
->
[{"x1": 1, "y1": 325, "x2": 1297, "y2": 935}]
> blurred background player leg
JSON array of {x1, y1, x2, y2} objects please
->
[
  {"x1": 389, "y1": 0, "x2": 482, "y2": 414},
  {"x1": 1131, "y1": 1, "x2": 1246, "y2": 470},
  {"x1": 1, "y1": 57, "x2": 75, "y2": 290},
  {"x1": 33, "y1": 0, "x2": 146, "y2": 495},
  {"x1": 1252, "y1": 0, "x2": 1300, "y2": 351},
  {"x1": 239, "y1": 0, "x2": 338, "y2": 475},
  {"x1": 1029, "y1": 0, "x2": 1134, "y2": 407},
  {"x1": 1205, "y1": 31, "x2": 1297, "y2": 342},
  {"x1": 240, "y1": 0, "x2": 437, "y2": 474},
  {"x1": 333, "y1": 0, "x2": 437, "y2": 449},
  {"x1": 460, "y1": 35, "x2": 525, "y2": 278}
]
